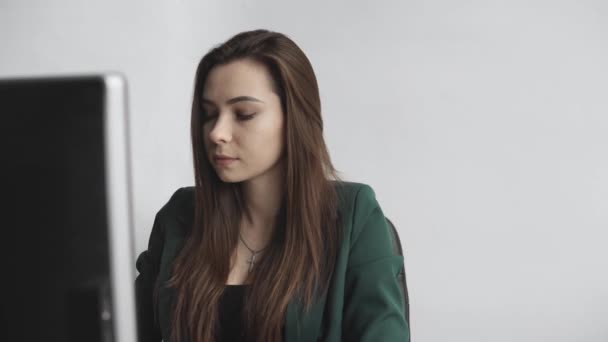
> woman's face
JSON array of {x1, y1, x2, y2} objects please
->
[{"x1": 202, "y1": 58, "x2": 285, "y2": 183}]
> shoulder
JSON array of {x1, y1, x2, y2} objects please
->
[
  {"x1": 332, "y1": 180, "x2": 378, "y2": 208},
  {"x1": 157, "y1": 186, "x2": 195, "y2": 217},
  {"x1": 163, "y1": 182, "x2": 376, "y2": 219},
  {"x1": 332, "y1": 180, "x2": 382, "y2": 217},
  {"x1": 155, "y1": 182, "x2": 383, "y2": 241},
  {"x1": 331, "y1": 181, "x2": 384, "y2": 242},
  {"x1": 153, "y1": 186, "x2": 195, "y2": 239}
]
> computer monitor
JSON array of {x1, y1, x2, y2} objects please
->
[{"x1": 0, "y1": 73, "x2": 138, "y2": 342}]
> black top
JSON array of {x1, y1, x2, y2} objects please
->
[
  {"x1": 217, "y1": 285, "x2": 285, "y2": 342},
  {"x1": 218, "y1": 285, "x2": 248, "y2": 341}
]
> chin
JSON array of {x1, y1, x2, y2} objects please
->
[
  {"x1": 217, "y1": 175, "x2": 237, "y2": 183},
  {"x1": 216, "y1": 172, "x2": 246, "y2": 183}
]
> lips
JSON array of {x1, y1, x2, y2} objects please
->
[{"x1": 213, "y1": 154, "x2": 238, "y2": 167}]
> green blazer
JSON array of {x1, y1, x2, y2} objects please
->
[{"x1": 135, "y1": 181, "x2": 410, "y2": 341}]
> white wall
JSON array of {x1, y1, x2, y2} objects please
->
[{"x1": 2, "y1": 1, "x2": 607, "y2": 341}]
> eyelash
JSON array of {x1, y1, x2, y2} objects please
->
[
  {"x1": 237, "y1": 112, "x2": 256, "y2": 121},
  {"x1": 203, "y1": 112, "x2": 256, "y2": 122}
]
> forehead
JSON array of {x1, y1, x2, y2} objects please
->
[{"x1": 202, "y1": 59, "x2": 276, "y2": 103}]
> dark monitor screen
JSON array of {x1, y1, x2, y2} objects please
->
[{"x1": 0, "y1": 75, "x2": 133, "y2": 342}]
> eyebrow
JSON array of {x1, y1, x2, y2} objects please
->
[{"x1": 201, "y1": 96, "x2": 264, "y2": 106}]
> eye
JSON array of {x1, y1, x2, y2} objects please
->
[
  {"x1": 236, "y1": 112, "x2": 256, "y2": 121},
  {"x1": 202, "y1": 111, "x2": 256, "y2": 123}
]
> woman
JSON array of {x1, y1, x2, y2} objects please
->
[{"x1": 135, "y1": 29, "x2": 409, "y2": 342}]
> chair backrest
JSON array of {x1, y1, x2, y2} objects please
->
[{"x1": 385, "y1": 217, "x2": 410, "y2": 341}]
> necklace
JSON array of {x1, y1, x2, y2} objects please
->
[{"x1": 239, "y1": 233, "x2": 268, "y2": 273}]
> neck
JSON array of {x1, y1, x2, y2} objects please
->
[{"x1": 240, "y1": 163, "x2": 284, "y2": 249}]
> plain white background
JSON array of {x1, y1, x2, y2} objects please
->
[{"x1": 2, "y1": 1, "x2": 607, "y2": 341}]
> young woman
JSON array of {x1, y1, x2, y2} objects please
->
[{"x1": 135, "y1": 29, "x2": 409, "y2": 342}]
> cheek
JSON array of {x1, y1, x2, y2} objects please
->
[
  {"x1": 241, "y1": 125, "x2": 282, "y2": 159},
  {"x1": 263, "y1": 123, "x2": 285, "y2": 157}
]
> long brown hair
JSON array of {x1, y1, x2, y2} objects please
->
[{"x1": 162, "y1": 29, "x2": 343, "y2": 342}]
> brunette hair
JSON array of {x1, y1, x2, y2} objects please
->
[{"x1": 162, "y1": 29, "x2": 343, "y2": 342}]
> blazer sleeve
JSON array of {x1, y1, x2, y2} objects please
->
[
  {"x1": 135, "y1": 189, "x2": 184, "y2": 342},
  {"x1": 343, "y1": 184, "x2": 410, "y2": 342}
]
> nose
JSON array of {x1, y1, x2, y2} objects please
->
[{"x1": 207, "y1": 114, "x2": 233, "y2": 144}]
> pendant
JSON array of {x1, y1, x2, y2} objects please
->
[{"x1": 247, "y1": 253, "x2": 256, "y2": 272}]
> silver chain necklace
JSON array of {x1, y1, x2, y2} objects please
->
[{"x1": 239, "y1": 233, "x2": 268, "y2": 272}]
